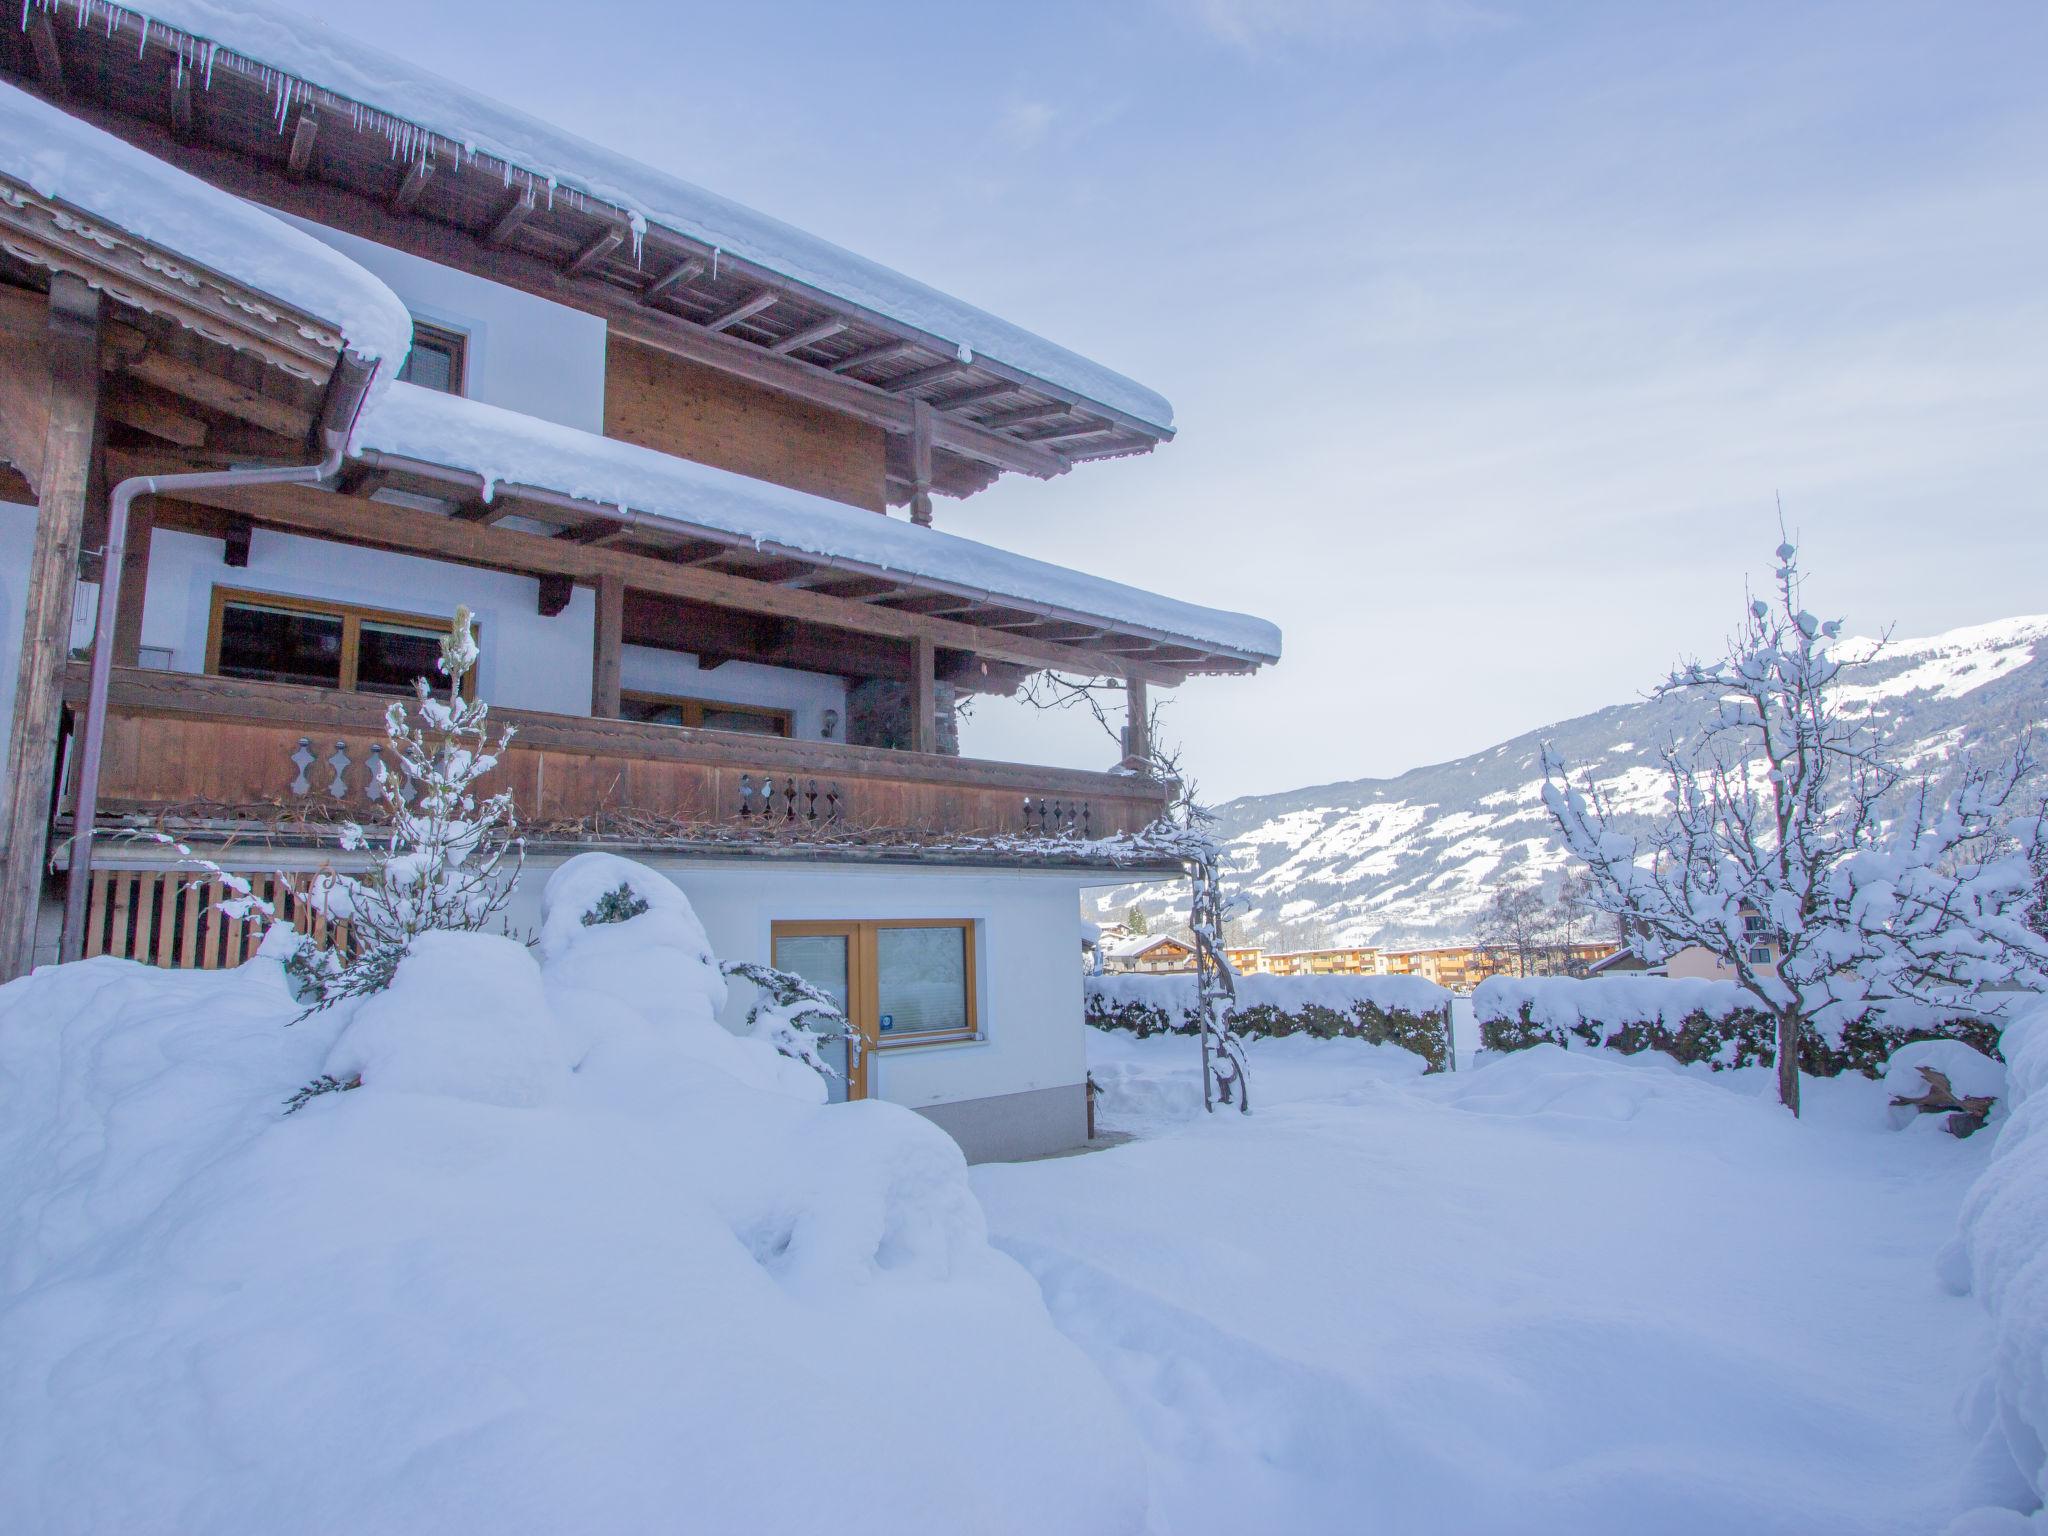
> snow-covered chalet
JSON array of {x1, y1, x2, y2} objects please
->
[{"x1": 0, "y1": 2, "x2": 1279, "y2": 1159}]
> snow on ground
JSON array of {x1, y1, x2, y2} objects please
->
[
  {"x1": 0, "y1": 857, "x2": 1140, "y2": 1536},
  {"x1": 977, "y1": 1027, "x2": 1995, "y2": 1535}
]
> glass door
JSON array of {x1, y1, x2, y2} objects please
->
[{"x1": 770, "y1": 923, "x2": 869, "y2": 1101}]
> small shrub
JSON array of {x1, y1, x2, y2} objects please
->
[{"x1": 581, "y1": 882, "x2": 651, "y2": 927}]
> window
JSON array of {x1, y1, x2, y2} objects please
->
[
  {"x1": 1743, "y1": 913, "x2": 1768, "y2": 934},
  {"x1": 207, "y1": 588, "x2": 474, "y2": 697},
  {"x1": 620, "y1": 690, "x2": 792, "y2": 738},
  {"x1": 770, "y1": 919, "x2": 979, "y2": 1099},
  {"x1": 1747, "y1": 945, "x2": 1773, "y2": 964},
  {"x1": 396, "y1": 319, "x2": 467, "y2": 395}
]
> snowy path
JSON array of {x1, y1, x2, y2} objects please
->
[{"x1": 973, "y1": 1033, "x2": 1992, "y2": 1535}]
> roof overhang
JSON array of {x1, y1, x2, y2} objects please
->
[{"x1": 1, "y1": 3, "x2": 1173, "y2": 505}]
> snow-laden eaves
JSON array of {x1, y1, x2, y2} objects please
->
[
  {"x1": 350, "y1": 384, "x2": 1281, "y2": 666},
  {"x1": 86, "y1": 0, "x2": 1175, "y2": 434},
  {"x1": 0, "y1": 78, "x2": 409, "y2": 369}
]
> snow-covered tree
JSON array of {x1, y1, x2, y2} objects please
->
[
  {"x1": 1543, "y1": 539, "x2": 2048, "y2": 1115},
  {"x1": 1475, "y1": 883, "x2": 1550, "y2": 976},
  {"x1": 294, "y1": 605, "x2": 522, "y2": 1008}
]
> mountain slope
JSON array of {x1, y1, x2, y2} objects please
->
[{"x1": 1119, "y1": 616, "x2": 2048, "y2": 947}]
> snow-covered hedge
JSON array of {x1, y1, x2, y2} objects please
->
[
  {"x1": 0, "y1": 854, "x2": 1142, "y2": 1533},
  {"x1": 1939, "y1": 1002, "x2": 2048, "y2": 1528},
  {"x1": 1086, "y1": 972, "x2": 1452, "y2": 1071},
  {"x1": 1475, "y1": 975, "x2": 1998, "y2": 1077}
]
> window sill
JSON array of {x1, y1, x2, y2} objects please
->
[{"x1": 875, "y1": 1032, "x2": 983, "y2": 1053}]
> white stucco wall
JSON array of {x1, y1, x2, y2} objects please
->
[
  {"x1": 140, "y1": 526, "x2": 598, "y2": 716},
  {"x1": 274, "y1": 210, "x2": 607, "y2": 434},
  {"x1": 505, "y1": 857, "x2": 1096, "y2": 1113}
]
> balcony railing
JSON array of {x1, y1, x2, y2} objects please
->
[{"x1": 61, "y1": 665, "x2": 1170, "y2": 849}]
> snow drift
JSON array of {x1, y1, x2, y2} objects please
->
[
  {"x1": 0, "y1": 855, "x2": 1141, "y2": 1535},
  {"x1": 1941, "y1": 1000, "x2": 2048, "y2": 1528}
]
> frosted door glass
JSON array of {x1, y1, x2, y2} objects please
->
[
  {"x1": 771, "y1": 934, "x2": 852, "y2": 1102},
  {"x1": 876, "y1": 927, "x2": 969, "y2": 1039}
]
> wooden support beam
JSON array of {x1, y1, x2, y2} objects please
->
[
  {"x1": 1123, "y1": 677, "x2": 1150, "y2": 771},
  {"x1": 483, "y1": 184, "x2": 538, "y2": 248},
  {"x1": 908, "y1": 398, "x2": 935, "y2": 528},
  {"x1": 537, "y1": 573, "x2": 573, "y2": 618},
  {"x1": 703, "y1": 290, "x2": 778, "y2": 334},
  {"x1": 107, "y1": 340, "x2": 311, "y2": 440},
  {"x1": 25, "y1": 12, "x2": 64, "y2": 97},
  {"x1": 887, "y1": 361, "x2": 967, "y2": 395},
  {"x1": 390, "y1": 156, "x2": 434, "y2": 215},
  {"x1": 143, "y1": 477, "x2": 1185, "y2": 684},
  {"x1": 912, "y1": 634, "x2": 938, "y2": 755},
  {"x1": 829, "y1": 341, "x2": 918, "y2": 376},
  {"x1": 0, "y1": 275, "x2": 99, "y2": 981},
  {"x1": 112, "y1": 497, "x2": 154, "y2": 666},
  {"x1": 563, "y1": 226, "x2": 624, "y2": 279},
  {"x1": 768, "y1": 318, "x2": 847, "y2": 356},
  {"x1": 285, "y1": 106, "x2": 320, "y2": 179},
  {"x1": 222, "y1": 515, "x2": 253, "y2": 567},
  {"x1": 931, "y1": 381, "x2": 1014, "y2": 411},
  {"x1": 1024, "y1": 418, "x2": 1115, "y2": 443},
  {"x1": 981, "y1": 401, "x2": 1072, "y2": 430},
  {"x1": 591, "y1": 572, "x2": 624, "y2": 718},
  {"x1": 104, "y1": 388, "x2": 207, "y2": 448},
  {"x1": 643, "y1": 258, "x2": 705, "y2": 301}
]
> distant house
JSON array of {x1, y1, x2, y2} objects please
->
[
  {"x1": 1102, "y1": 935, "x2": 1197, "y2": 974},
  {"x1": 1595, "y1": 907, "x2": 1781, "y2": 983},
  {"x1": 1223, "y1": 945, "x2": 1266, "y2": 974},
  {"x1": 1379, "y1": 942, "x2": 1620, "y2": 992},
  {"x1": 1262, "y1": 946, "x2": 1378, "y2": 977}
]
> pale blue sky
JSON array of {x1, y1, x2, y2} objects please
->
[{"x1": 288, "y1": 0, "x2": 2048, "y2": 800}]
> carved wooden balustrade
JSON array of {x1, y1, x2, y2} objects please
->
[{"x1": 61, "y1": 665, "x2": 1168, "y2": 846}]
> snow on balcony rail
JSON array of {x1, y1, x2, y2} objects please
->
[
  {"x1": 50, "y1": 0, "x2": 1175, "y2": 433},
  {"x1": 0, "y1": 79, "x2": 411, "y2": 371},
  {"x1": 350, "y1": 384, "x2": 1282, "y2": 665}
]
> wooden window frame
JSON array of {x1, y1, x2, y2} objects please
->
[
  {"x1": 771, "y1": 918, "x2": 981, "y2": 1100},
  {"x1": 396, "y1": 318, "x2": 469, "y2": 396},
  {"x1": 620, "y1": 688, "x2": 793, "y2": 738},
  {"x1": 204, "y1": 586, "x2": 477, "y2": 699}
]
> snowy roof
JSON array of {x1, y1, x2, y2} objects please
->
[
  {"x1": 350, "y1": 384, "x2": 1282, "y2": 665},
  {"x1": 84, "y1": 0, "x2": 1172, "y2": 433},
  {"x1": 1104, "y1": 935, "x2": 1193, "y2": 959},
  {"x1": 0, "y1": 78, "x2": 409, "y2": 370}
]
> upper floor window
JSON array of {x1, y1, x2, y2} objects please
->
[
  {"x1": 1743, "y1": 913, "x2": 1768, "y2": 934},
  {"x1": 207, "y1": 588, "x2": 474, "y2": 698},
  {"x1": 397, "y1": 319, "x2": 468, "y2": 395}
]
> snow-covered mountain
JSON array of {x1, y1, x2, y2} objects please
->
[{"x1": 1116, "y1": 616, "x2": 2048, "y2": 946}]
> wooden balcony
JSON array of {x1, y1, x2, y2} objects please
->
[{"x1": 60, "y1": 665, "x2": 1171, "y2": 855}]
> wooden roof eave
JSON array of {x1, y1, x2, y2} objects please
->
[
  {"x1": 345, "y1": 447, "x2": 1265, "y2": 679},
  {"x1": 1, "y1": 5, "x2": 1172, "y2": 486},
  {"x1": 0, "y1": 169, "x2": 345, "y2": 386}
]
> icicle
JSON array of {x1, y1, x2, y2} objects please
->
[
  {"x1": 627, "y1": 211, "x2": 646, "y2": 265},
  {"x1": 711, "y1": 247, "x2": 721, "y2": 282},
  {"x1": 136, "y1": 14, "x2": 146, "y2": 56},
  {"x1": 202, "y1": 40, "x2": 215, "y2": 90}
]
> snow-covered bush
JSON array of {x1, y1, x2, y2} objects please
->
[
  {"x1": 1475, "y1": 975, "x2": 1996, "y2": 1076},
  {"x1": 1086, "y1": 972, "x2": 1452, "y2": 1071},
  {"x1": 293, "y1": 605, "x2": 521, "y2": 1008},
  {"x1": 722, "y1": 960, "x2": 851, "y2": 1080},
  {"x1": 0, "y1": 855, "x2": 1144, "y2": 1532},
  {"x1": 1938, "y1": 1001, "x2": 2048, "y2": 1527}
]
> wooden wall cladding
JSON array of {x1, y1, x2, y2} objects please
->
[{"x1": 603, "y1": 336, "x2": 887, "y2": 512}]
